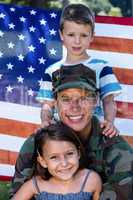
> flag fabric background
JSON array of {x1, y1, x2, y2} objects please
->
[{"x1": 0, "y1": 3, "x2": 133, "y2": 180}]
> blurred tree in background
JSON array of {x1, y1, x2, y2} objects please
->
[
  {"x1": 0, "y1": 0, "x2": 133, "y2": 17},
  {"x1": 0, "y1": 0, "x2": 132, "y2": 16},
  {"x1": 110, "y1": 0, "x2": 132, "y2": 17}
]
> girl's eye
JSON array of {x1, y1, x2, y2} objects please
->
[
  {"x1": 67, "y1": 151, "x2": 75, "y2": 156},
  {"x1": 49, "y1": 156, "x2": 58, "y2": 160}
]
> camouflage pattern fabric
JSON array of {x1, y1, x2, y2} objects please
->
[{"x1": 9, "y1": 116, "x2": 133, "y2": 200}]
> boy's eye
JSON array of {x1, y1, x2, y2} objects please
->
[
  {"x1": 81, "y1": 34, "x2": 89, "y2": 37},
  {"x1": 67, "y1": 33, "x2": 74, "y2": 37}
]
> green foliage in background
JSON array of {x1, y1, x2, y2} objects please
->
[
  {"x1": 0, "y1": 182, "x2": 10, "y2": 200},
  {"x1": 0, "y1": 0, "x2": 132, "y2": 16}
]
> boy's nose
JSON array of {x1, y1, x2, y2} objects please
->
[{"x1": 75, "y1": 36, "x2": 80, "y2": 44}]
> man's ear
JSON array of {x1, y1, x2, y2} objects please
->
[
  {"x1": 37, "y1": 156, "x2": 47, "y2": 168},
  {"x1": 54, "y1": 99, "x2": 58, "y2": 111}
]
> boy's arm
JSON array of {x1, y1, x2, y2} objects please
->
[
  {"x1": 100, "y1": 136, "x2": 133, "y2": 200},
  {"x1": 40, "y1": 100, "x2": 55, "y2": 127},
  {"x1": 103, "y1": 94, "x2": 117, "y2": 124},
  {"x1": 36, "y1": 72, "x2": 55, "y2": 127},
  {"x1": 9, "y1": 134, "x2": 35, "y2": 198},
  {"x1": 99, "y1": 66, "x2": 122, "y2": 137},
  {"x1": 101, "y1": 94, "x2": 119, "y2": 138}
]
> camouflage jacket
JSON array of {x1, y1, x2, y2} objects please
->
[{"x1": 9, "y1": 116, "x2": 133, "y2": 200}]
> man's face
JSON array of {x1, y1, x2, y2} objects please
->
[{"x1": 56, "y1": 88, "x2": 97, "y2": 133}]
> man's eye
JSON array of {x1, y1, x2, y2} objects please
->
[{"x1": 61, "y1": 97, "x2": 71, "y2": 102}]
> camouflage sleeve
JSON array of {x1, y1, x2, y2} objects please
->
[
  {"x1": 100, "y1": 136, "x2": 133, "y2": 200},
  {"x1": 9, "y1": 134, "x2": 35, "y2": 198}
]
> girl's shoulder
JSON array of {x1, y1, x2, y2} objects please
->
[{"x1": 81, "y1": 169, "x2": 102, "y2": 192}]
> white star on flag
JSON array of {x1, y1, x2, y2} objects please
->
[
  {"x1": 29, "y1": 26, "x2": 36, "y2": 32},
  {"x1": 39, "y1": 37, "x2": 46, "y2": 44},
  {"x1": 40, "y1": 18, "x2": 47, "y2": 26},
  {"x1": 18, "y1": 34, "x2": 25, "y2": 40},
  {"x1": 49, "y1": 28, "x2": 56, "y2": 35},
  {"x1": 0, "y1": 30, "x2": 4, "y2": 37},
  {"x1": 10, "y1": 7, "x2": 15, "y2": 12},
  {"x1": 8, "y1": 42, "x2": 15, "y2": 49},
  {"x1": 49, "y1": 48, "x2": 56, "y2": 55},
  {"x1": 6, "y1": 85, "x2": 14, "y2": 93},
  {"x1": 50, "y1": 12, "x2": 57, "y2": 18},
  {"x1": 0, "y1": 74, "x2": 3, "y2": 79},
  {"x1": 8, "y1": 23, "x2": 15, "y2": 29},
  {"x1": 38, "y1": 78, "x2": 43, "y2": 86},
  {"x1": 28, "y1": 66, "x2": 35, "y2": 73},
  {"x1": 30, "y1": 10, "x2": 36, "y2": 15},
  {"x1": 17, "y1": 75, "x2": 24, "y2": 83},
  {"x1": 18, "y1": 54, "x2": 24, "y2": 61},
  {"x1": 19, "y1": 16, "x2": 26, "y2": 22},
  {"x1": 0, "y1": 51, "x2": 3, "y2": 58},
  {"x1": 7, "y1": 63, "x2": 14, "y2": 70},
  {"x1": 28, "y1": 45, "x2": 36, "y2": 52},
  {"x1": 27, "y1": 88, "x2": 34, "y2": 96},
  {"x1": 38, "y1": 57, "x2": 46, "y2": 64},
  {"x1": 0, "y1": 13, "x2": 6, "y2": 19}
]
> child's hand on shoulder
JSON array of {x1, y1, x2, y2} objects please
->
[{"x1": 100, "y1": 120, "x2": 119, "y2": 138}]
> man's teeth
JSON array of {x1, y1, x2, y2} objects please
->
[{"x1": 69, "y1": 116, "x2": 82, "y2": 120}]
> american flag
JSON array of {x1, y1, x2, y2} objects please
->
[{"x1": 0, "y1": 3, "x2": 133, "y2": 180}]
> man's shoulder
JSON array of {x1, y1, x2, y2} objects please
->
[
  {"x1": 20, "y1": 133, "x2": 35, "y2": 154},
  {"x1": 45, "y1": 59, "x2": 64, "y2": 77}
]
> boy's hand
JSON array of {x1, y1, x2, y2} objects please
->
[
  {"x1": 41, "y1": 103, "x2": 55, "y2": 128},
  {"x1": 100, "y1": 120, "x2": 119, "y2": 138}
]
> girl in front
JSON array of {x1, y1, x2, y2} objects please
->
[{"x1": 12, "y1": 122, "x2": 102, "y2": 200}]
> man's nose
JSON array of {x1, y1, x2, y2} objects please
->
[{"x1": 70, "y1": 99, "x2": 81, "y2": 111}]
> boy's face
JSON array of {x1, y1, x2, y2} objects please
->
[{"x1": 60, "y1": 21, "x2": 93, "y2": 61}]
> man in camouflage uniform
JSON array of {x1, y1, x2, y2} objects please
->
[{"x1": 10, "y1": 64, "x2": 133, "y2": 200}]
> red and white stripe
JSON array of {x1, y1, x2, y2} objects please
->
[{"x1": 0, "y1": 16, "x2": 133, "y2": 180}]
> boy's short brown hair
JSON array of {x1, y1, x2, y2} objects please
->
[{"x1": 60, "y1": 4, "x2": 95, "y2": 34}]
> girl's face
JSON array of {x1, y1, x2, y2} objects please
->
[{"x1": 38, "y1": 139, "x2": 80, "y2": 182}]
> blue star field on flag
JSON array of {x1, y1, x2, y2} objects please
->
[{"x1": 0, "y1": 3, "x2": 62, "y2": 106}]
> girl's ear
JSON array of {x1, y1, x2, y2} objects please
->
[
  {"x1": 37, "y1": 156, "x2": 47, "y2": 168},
  {"x1": 78, "y1": 148, "x2": 81, "y2": 160}
]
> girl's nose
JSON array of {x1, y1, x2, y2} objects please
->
[{"x1": 60, "y1": 157, "x2": 68, "y2": 167}]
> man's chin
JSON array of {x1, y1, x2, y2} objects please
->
[{"x1": 65, "y1": 122, "x2": 85, "y2": 132}]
